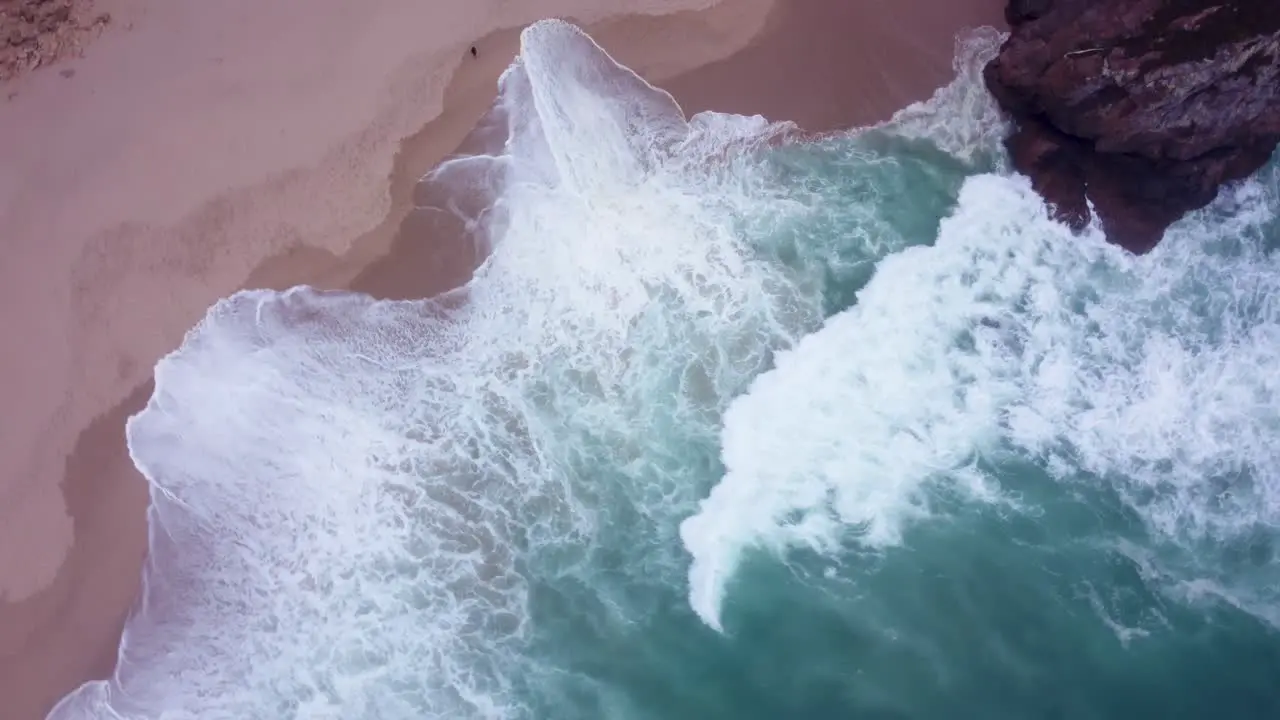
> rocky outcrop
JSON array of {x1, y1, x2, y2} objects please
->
[
  {"x1": 1, "y1": 0, "x2": 110, "y2": 83},
  {"x1": 985, "y1": 0, "x2": 1280, "y2": 252}
]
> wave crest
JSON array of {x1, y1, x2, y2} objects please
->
[{"x1": 51, "y1": 20, "x2": 808, "y2": 719}]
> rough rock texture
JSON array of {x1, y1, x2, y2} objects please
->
[
  {"x1": 1, "y1": 0, "x2": 109, "y2": 83},
  {"x1": 985, "y1": 0, "x2": 1280, "y2": 252}
]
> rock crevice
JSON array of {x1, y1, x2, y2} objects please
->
[{"x1": 985, "y1": 0, "x2": 1280, "y2": 252}]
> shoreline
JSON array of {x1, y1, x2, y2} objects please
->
[{"x1": 0, "y1": 1, "x2": 1004, "y2": 718}]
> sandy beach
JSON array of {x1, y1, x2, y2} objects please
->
[{"x1": 0, "y1": 0, "x2": 1002, "y2": 717}]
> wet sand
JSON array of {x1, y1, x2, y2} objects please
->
[{"x1": 0, "y1": 0, "x2": 1002, "y2": 717}]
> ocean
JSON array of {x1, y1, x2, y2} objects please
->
[{"x1": 50, "y1": 20, "x2": 1280, "y2": 720}]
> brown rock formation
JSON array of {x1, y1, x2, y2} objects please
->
[
  {"x1": 985, "y1": 0, "x2": 1280, "y2": 252},
  {"x1": 1, "y1": 0, "x2": 109, "y2": 83}
]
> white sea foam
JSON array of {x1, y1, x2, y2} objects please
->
[
  {"x1": 682, "y1": 157, "x2": 1280, "y2": 631},
  {"x1": 49, "y1": 13, "x2": 1276, "y2": 714},
  {"x1": 677, "y1": 26, "x2": 1015, "y2": 631},
  {"x1": 50, "y1": 20, "x2": 809, "y2": 720},
  {"x1": 879, "y1": 26, "x2": 1007, "y2": 165}
]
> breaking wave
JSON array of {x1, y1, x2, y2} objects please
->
[{"x1": 49, "y1": 19, "x2": 1280, "y2": 720}]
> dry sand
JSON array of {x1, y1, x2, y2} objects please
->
[{"x1": 0, "y1": 0, "x2": 1003, "y2": 717}]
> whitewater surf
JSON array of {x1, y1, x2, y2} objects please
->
[{"x1": 51, "y1": 20, "x2": 1280, "y2": 720}]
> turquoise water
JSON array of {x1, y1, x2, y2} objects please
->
[{"x1": 52, "y1": 21, "x2": 1280, "y2": 720}]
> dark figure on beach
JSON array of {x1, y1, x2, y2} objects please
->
[{"x1": 470, "y1": 46, "x2": 477, "y2": 57}]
